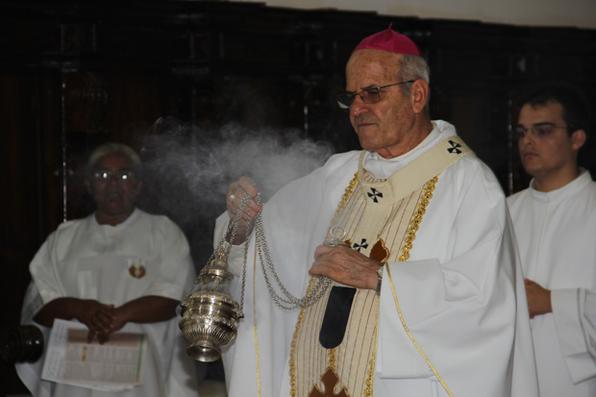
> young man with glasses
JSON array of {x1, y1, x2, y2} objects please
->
[
  {"x1": 508, "y1": 84, "x2": 596, "y2": 397},
  {"x1": 16, "y1": 143, "x2": 199, "y2": 397},
  {"x1": 220, "y1": 27, "x2": 538, "y2": 397}
]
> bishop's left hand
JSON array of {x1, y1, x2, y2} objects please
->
[
  {"x1": 524, "y1": 278, "x2": 552, "y2": 318},
  {"x1": 309, "y1": 244, "x2": 380, "y2": 290}
]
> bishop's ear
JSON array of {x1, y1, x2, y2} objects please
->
[{"x1": 409, "y1": 79, "x2": 430, "y2": 114}]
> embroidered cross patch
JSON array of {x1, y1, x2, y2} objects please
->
[
  {"x1": 352, "y1": 238, "x2": 369, "y2": 252},
  {"x1": 309, "y1": 368, "x2": 349, "y2": 397},
  {"x1": 367, "y1": 187, "x2": 383, "y2": 203},
  {"x1": 447, "y1": 140, "x2": 462, "y2": 154}
]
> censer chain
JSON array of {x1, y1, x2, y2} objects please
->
[{"x1": 243, "y1": 195, "x2": 330, "y2": 310}]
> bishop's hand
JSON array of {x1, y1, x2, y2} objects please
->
[
  {"x1": 524, "y1": 278, "x2": 552, "y2": 318},
  {"x1": 309, "y1": 244, "x2": 380, "y2": 290},
  {"x1": 226, "y1": 176, "x2": 262, "y2": 245}
]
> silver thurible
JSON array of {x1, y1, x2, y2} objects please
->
[{"x1": 179, "y1": 239, "x2": 242, "y2": 362}]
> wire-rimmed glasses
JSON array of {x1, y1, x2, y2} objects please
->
[{"x1": 336, "y1": 80, "x2": 415, "y2": 109}]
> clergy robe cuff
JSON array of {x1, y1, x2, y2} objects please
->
[{"x1": 551, "y1": 288, "x2": 596, "y2": 382}]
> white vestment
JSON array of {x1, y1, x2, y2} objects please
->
[
  {"x1": 508, "y1": 170, "x2": 596, "y2": 397},
  {"x1": 16, "y1": 208, "x2": 199, "y2": 397},
  {"x1": 216, "y1": 120, "x2": 538, "y2": 397}
]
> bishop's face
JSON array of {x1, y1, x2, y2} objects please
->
[
  {"x1": 89, "y1": 152, "x2": 141, "y2": 225},
  {"x1": 346, "y1": 49, "x2": 417, "y2": 159},
  {"x1": 517, "y1": 101, "x2": 581, "y2": 181}
]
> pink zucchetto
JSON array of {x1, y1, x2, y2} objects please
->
[{"x1": 354, "y1": 26, "x2": 420, "y2": 56}]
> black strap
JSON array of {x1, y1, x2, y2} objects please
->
[{"x1": 319, "y1": 286, "x2": 356, "y2": 349}]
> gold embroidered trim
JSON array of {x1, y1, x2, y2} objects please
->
[
  {"x1": 336, "y1": 172, "x2": 359, "y2": 214},
  {"x1": 388, "y1": 175, "x2": 456, "y2": 397},
  {"x1": 327, "y1": 348, "x2": 337, "y2": 371},
  {"x1": 363, "y1": 324, "x2": 379, "y2": 397},
  {"x1": 290, "y1": 278, "x2": 314, "y2": 397},
  {"x1": 398, "y1": 176, "x2": 438, "y2": 262}
]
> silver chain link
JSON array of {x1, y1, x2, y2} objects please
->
[
  {"x1": 256, "y1": 198, "x2": 330, "y2": 310},
  {"x1": 237, "y1": 193, "x2": 331, "y2": 311}
]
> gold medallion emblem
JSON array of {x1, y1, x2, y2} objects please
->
[{"x1": 128, "y1": 263, "x2": 146, "y2": 278}]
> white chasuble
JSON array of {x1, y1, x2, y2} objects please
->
[{"x1": 216, "y1": 120, "x2": 539, "y2": 397}]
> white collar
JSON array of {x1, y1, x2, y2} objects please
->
[
  {"x1": 364, "y1": 120, "x2": 457, "y2": 179},
  {"x1": 529, "y1": 169, "x2": 593, "y2": 204}
]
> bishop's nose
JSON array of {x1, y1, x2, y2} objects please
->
[{"x1": 349, "y1": 95, "x2": 369, "y2": 118}]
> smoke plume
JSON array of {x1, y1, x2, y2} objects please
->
[{"x1": 138, "y1": 118, "x2": 334, "y2": 227}]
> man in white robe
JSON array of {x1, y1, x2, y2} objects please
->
[
  {"x1": 218, "y1": 28, "x2": 538, "y2": 397},
  {"x1": 16, "y1": 143, "x2": 199, "y2": 397},
  {"x1": 508, "y1": 83, "x2": 596, "y2": 397}
]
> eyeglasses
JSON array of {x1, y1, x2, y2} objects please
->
[
  {"x1": 514, "y1": 122, "x2": 568, "y2": 140},
  {"x1": 92, "y1": 169, "x2": 136, "y2": 183},
  {"x1": 336, "y1": 80, "x2": 416, "y2": 109}
]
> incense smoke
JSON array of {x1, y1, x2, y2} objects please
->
[{"x1": 139, "y1": 118, "x2": 334, "y2": 228}]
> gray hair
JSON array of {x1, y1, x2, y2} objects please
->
[
  {"x1": 397, "y1": 54, "x2": 430, "y2": 96},
  {"x1": 87, "y1": 142, "x2": 142, "y2": 172}
]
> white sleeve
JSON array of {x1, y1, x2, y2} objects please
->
[
  {"x1": 551, "y1": 288, "x2": 596, "y2": 383},
  {"x1": 29, "y1": 230, "x2": 68, "y2": 305},
  {"x1": 585, "y1": 290, "x2": 596, "y2": 358},
  {"x1": 378, "y1": 230, "x2": 511, "y2": 378},
  {"x1": 20, "y1": 281, "x2": 45, "y2": 324},
  {"x1": 144, "y1": 218, "x2": 195, "y2": 300},
  {"x1": 376, "y1": 163, "x2": 530, "y2": 395}
]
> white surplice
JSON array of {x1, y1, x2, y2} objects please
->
[
  {"x1": 16, "y1": 208, "x2": 199, "y2": 397},
  {"x1": 508, "y1": 170, "x2": 596, "y2": 397},
  {"x1": 216, "y1": 120, "x2": 538, "y2": 397}
]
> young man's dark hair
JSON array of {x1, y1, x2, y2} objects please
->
[{"x1": 517, "y1": 82, "x2": 590, "y2": 137}]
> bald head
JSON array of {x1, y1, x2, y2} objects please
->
[{"x1": 347, "y1": 49, "x2": 401, "y2": 87}]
